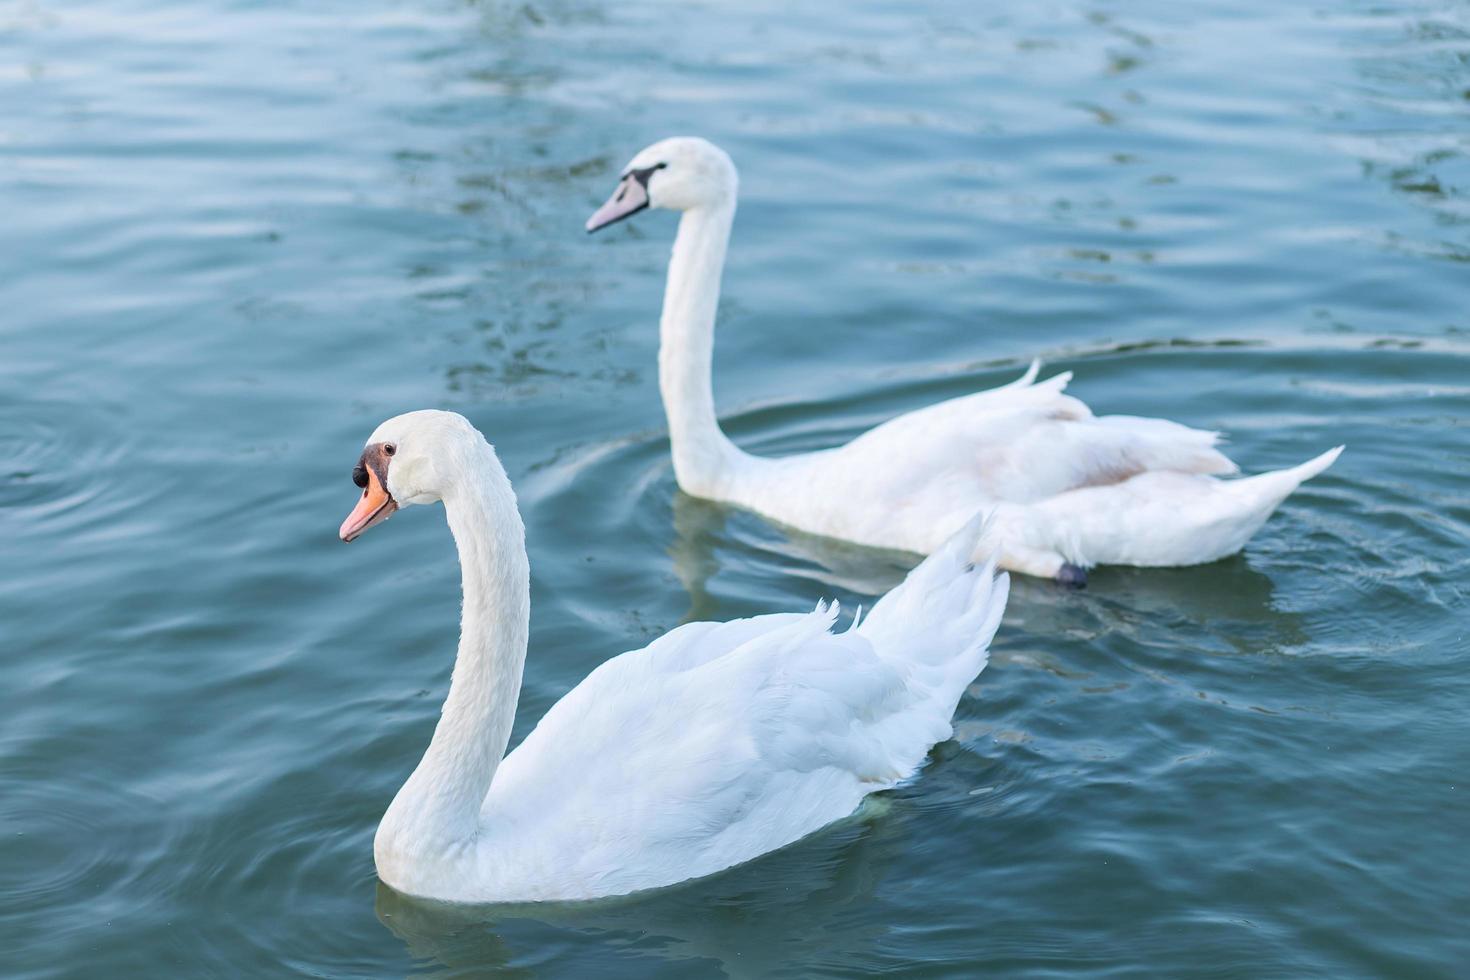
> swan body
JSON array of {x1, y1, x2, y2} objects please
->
[
  {"x1": 586, "y1": 137, "x2": 1343, "y2": 582},
  {"x1": 339, "y1": 410, "x2": 1008, "y2": 903}
]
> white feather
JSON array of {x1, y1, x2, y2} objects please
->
[
  {"x1": 362, "y1": 411, "x2": 1008, "y2": 904},
  {"x1": 601, "y1": 137, "x2": 1343, "y2": 579}
]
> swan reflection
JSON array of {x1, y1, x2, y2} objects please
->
[{"x1": 376, "y1": 807, "x2": 901, "y2": 977}]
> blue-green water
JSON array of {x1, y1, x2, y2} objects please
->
[{"x1": 4, "y1": 0, "x2": 1468, "y2": 975}]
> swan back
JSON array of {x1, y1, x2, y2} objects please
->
[{"x1": 459, "y1": 520, "x2": 1008, "y2": 902}]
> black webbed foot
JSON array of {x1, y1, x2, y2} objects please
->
[{"x1": 1055, "y1": 563, "x2": 1088, "y2": 589}]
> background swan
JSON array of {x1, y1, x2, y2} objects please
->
[
  {"x1": 586, "y1": 137, "x2": 1343, "y2": 584},
  {"x1": 338, "y1": 410, "x2": 1008, "y2": 903}
]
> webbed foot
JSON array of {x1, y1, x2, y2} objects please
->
[{"x1": 1055, "y1": 563, "x2": 1088, "y2": 589}]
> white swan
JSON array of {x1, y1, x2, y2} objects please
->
[
  {"x1": 338, "y1": 410, "x2": 1008, "y2": 903},
  {"x1": 586, "y1": 137, "x2": 1343, "y2": 584}
]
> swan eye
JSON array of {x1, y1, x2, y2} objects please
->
[
  {"x1": 352, "y1": 462, "x2": 368, "y2": 489},
  {"x1": 384, "y1": 443, "x2": 396, "y2": 456}
]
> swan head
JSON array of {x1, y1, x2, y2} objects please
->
[
  {"x1": 339, "y1": 410, "x2": 482, "y2": 542},
  {"x1": 586, "y1": 137, "x2": 737, "y2": 232}
]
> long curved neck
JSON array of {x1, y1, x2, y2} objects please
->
[
  {"x1": 378, "y1": 446, "x2": 529, "y2": 859},
  {"x1": 659, "y1": 202, "x2": 745, "y2": 496}
]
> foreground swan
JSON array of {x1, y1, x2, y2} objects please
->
[
  {"x1": 339, "y1": 410, "x2": 1008, "y2": 903},
  {"x1": 586, "y1": 137, "x2": 1343, "y2": 584}
]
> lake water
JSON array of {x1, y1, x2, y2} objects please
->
[{"x1": 4, "y1": 0, "x2": 1468, "y2": 975}]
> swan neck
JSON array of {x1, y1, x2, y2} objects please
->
[
  {"x1": 660, "y1": 202, "x2": 742, "y2": 495},
  {"x1": 380, "y1": 448, "x2": 529, "y2": 855}
]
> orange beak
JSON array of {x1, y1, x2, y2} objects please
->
[{"x1": 340, "y1": 463, "x2": 397, "y2": 542}]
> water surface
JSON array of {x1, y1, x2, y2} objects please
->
[{"x1": 3, "y1": 0, "x2": 1467, "y2": 976}]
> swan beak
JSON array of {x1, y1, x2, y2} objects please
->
[
  {"x1": 340, "y1": 465, "x2": 397, "y2": 543},
  {"x1": 586, "y1": 175, "x2": 649, "y2": 233}
]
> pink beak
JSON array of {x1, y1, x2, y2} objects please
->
[{"x1": 586, "y1": 174, "x2": 650, "y2": 233}]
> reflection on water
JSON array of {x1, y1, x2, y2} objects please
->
[
  {"x1": 667, "y1": 490, "x2": 727, "y2": 623},
  {"x1": 673, "y1": 470, "x2": 1304, "y2": 659},
  {"x1": 377, "y1": 809, "x2": 896, "y2": 977},
  {"x1": 669, "y1": 489, "x2": 917, "y2": 622}
]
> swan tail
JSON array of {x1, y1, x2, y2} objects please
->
[
  {"x1": 1225, "y1": 444, "x2": 1344, "y2": 509},
  {"x1": 1175, "y1": 444, "x2": 1344, "y2": 562},
  {"x1": 859, "y1": 513, "x2": 1010, "y2": 717},
  {"x1": 1039, "y1": 445, "x2": 1343, "y2": 570}
]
